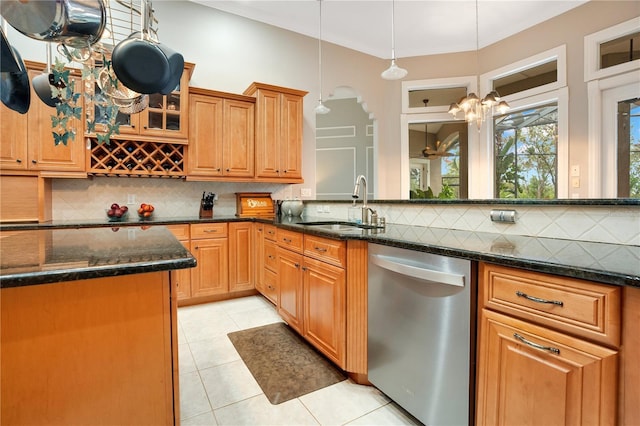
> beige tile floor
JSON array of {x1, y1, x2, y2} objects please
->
[{"x1": 177, "y1": 295, "x2": 422, "y2": 425}]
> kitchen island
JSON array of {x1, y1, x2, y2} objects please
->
[{"x1": 0, "y1": 226, "x2": 196, "y2": 425}]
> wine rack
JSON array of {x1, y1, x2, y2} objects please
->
[{"x1": 87, "y1": 138, "x2": 185, "y2": 177}]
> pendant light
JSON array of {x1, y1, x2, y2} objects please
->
[
  {"x1": 314, "y1": 0, "x2": 330, "y2": 114},
  {"x1": 381, "y1": 0, "x2": 407, "y2": 80},
  {"x1": 448, "y1": 0, "x2": 509, "y2": 127}
]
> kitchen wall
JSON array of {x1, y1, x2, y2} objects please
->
[{"x1": 5, "y1": 1, "x2": 637, "y2": 211}]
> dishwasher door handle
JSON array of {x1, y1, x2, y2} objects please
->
[{"x1": 370, "y1": 254, "x2": 465, "y2": 287}]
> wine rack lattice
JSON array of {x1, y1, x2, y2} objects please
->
[{"x1": 88, "y1": 138, "x2": 185, "y2": 177}]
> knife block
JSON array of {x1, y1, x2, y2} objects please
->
[{"x1": 199, "y1": 201, "x2": 213, "y2": 218}]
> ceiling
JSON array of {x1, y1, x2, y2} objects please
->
[{"x1": 189, "y1": 0, "x2": 589, "y2": 59}]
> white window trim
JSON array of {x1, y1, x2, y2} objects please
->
[
  {"x1": 401, "y1": 76, "x2": 476, "y2": 114},
  {"x1": 587, "y1": 71, "x2": 640, "y2": 198},
  {"x1": 400, "y1": 76, "x2": 477, "y2": 199},
  {"x1": 480, "y1": 45, "x2": 566, "y2": 100},
  {"x1": 584, "y1": 16, "x2": 640, "y2": 83},
  {"x1": 475, "y1": 45, "x2": 568, "y2": 199}
]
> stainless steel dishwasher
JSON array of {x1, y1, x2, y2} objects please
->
[{"x1": 368, "y1": 243, "x2": 475, "y2": 426}]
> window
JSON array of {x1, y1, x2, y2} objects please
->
[
  {"x1": 585, "y1": 17, "x2": 640, "y2": 82},
  {"x1": 618, "y1": 98, "x2": 640, "y2": 198},
  {"x1": 494, "y1": 103, "x2": 558, "y2": 199}
]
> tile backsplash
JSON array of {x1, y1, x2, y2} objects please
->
[{"x1": 52, "y1": 178, "x2": 639, "y2": 246}]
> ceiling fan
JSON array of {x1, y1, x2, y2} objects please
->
[{"x1": 422, "y1": 123, "x2": 456, "y2": 158}]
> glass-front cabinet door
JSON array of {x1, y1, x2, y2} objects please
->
[{"x1": 140, "y1": 90, "x2": 186, "y2": 140}]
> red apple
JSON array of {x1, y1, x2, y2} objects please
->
[
  {"x1": 111, "y1": 203, "x2": 120, "y2": 210},
  {"x1": 107, "y1": 208, "x2": 115, "y2": 217}
]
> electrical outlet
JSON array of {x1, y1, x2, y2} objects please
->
[
  {"x1": 316, "y1": 205, "x2": 323, "y2": 213},
  {"x1": 323, "y1": 205, "x2": 331, "y2": 213},
  {"x1": 572, "y1": 177, "x2": 580, "y2": 188},
  {"x1": 127, "y1": 194, "x2": 136, "y2": 204},
  {"x1": 571, "y1": 165, "x2": 580, "y2": 177},
  {"x1": 300, "y1": 188, "x2": 312, "y2": 197}
]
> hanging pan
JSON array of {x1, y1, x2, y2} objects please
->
[
  {"x1": 0, "y1": 46, "x2": 30, "y2": 114},
  {"x1": 0, "y1": 0, "x2": 106, "y2": 48},
  {"x1": 1, "y1": 27, "x2": 20, "y2": 73},
  {"x1": 33, "y1": 43, "x2": 62, "y2": 107},
  {"x1": 111, "y1": 1, "x2": 183, "y2": 94}
]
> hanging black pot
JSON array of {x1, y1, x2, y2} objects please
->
[
  {"x1": 1, "y1": 27, "x2": 20, "y2": 73},
  {"x1": 33, "y1": 43, "x2": 61, "y2": 107},
  {"x1": 111, "y1": 34, "x2": 173, "y2": 95},
  {"x1": 159, "y1": 48, "x2": 185, "y2": 95},
  {"x1": 0, "y1": 46, "x2": 30, "y2": 114}
]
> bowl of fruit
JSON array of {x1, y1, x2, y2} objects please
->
[
  {"x1": 106, "y1": 203, "x2": 129, "y2": 221},
  {"x1": 137, "y1": 203, "x2": 155, "y2": 220}
]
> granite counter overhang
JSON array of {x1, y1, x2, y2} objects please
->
[
  {"x1": 2, "y1": 215, "x2": 638, "y2": 288},
  {"x1": 0, "y1": 226, "x2": 196, "y2": 288}
]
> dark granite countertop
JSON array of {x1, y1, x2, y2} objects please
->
[
  {"x1": 2, "y1": 215, "x2": 638, "y2": 288},
  {"x1": 0, "y1": 226, "x2": 196, "y2": 288}
]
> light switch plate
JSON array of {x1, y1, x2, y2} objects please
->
[{"x1": 571, "y1": 165, "x2": 580, "y2": 177}]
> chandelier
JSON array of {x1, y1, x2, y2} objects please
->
[{"x1": 448, "y1": 0, "x2": 509, "y2": 127}]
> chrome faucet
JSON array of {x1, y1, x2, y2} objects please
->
[{"x1": 352, "y1": 174, "x2": 374, "y2": 224}]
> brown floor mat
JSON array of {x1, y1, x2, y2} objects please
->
[{"x1": 227, "y1": 322, "x2": 347, "y2": 404}]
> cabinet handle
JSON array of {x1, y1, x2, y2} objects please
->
[
  {"x1": 513, "y1": 333, "x2": 560, "y2": 355},
  {"x1": 267, "y1": 231, "x2": 275, "y2": 235},
  {"x1": 194, "y1": 245, "x2": 199, "y2": 250},
  {"x1": 294, "y1": 263, "x2": 300, "y2": 268},
  {"x1": 282, "y1": 238, "x2": 292, "y2": 243},
  {"x1": 268, "y1": 255, "x2": 275, "y2": 260},
  {"x1": 302, "y1": 266, "x2": 307, "y2": 271},
  {"x1": 216, "y1": 168, "x2": 221, "y2": 172},
  {"x1": 314, "y1": 246, "x2": 327, "y2": 253},
  {"x1": 204, "y1": 229, "x2": 218, "y2": 233},
  {"x1": 16, "y1": 159, "x2": 22, "y2": 163},
  {"x1": 144, "y1": 126, "x2": 148, "y2": 129},
  {"x1": 516, "y1": 291, "x2": 563, "y2": 306},
  {"x1": 226, "y1": 168, "x2": 230, "y2": 172},
  {"x1": 31, "y1": 159, "x2": 37, "y2": 164},
  {"x1": 131, "y1": 125, "x2": 135, "y2": 129}
]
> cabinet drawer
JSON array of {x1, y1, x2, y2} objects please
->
[
  {"x1": 263, "y1": 267, "x2": 278, "y2": 305},
  {"x1": 166, "y1": 224, "x2": 190, "y2": 241},
  {"x1": 304, "y1": 235, "x2": 346, "y2": 268},
  {"x1": 191, "y1": 223, "x2": 228, "y2": 239},
  {"x1": 264, "y1": 224, "x2": 277, "y2": 241},
  {"x1": 480, "y1": 263, "x2": 621, "y2": 347},
  {"x1": 264, "y1": 240, "x2": 278, "y2": 271},
  {"x1": 276, "y1": 228, "x2": 303, "y2": 253}
]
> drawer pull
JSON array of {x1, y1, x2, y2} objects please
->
[
  {"x1": 516, "y1": 291, "x2": 563, "y2": 306},
  {"x1": 513, "y1": 333, "x2": 560, "y2": 355},
  {"x1": 282, "y1": 238, "x2": 292, "y2": 243},
  {"x1": 314, "y1": 247, "x2": 328, "y2": 253},
  {"x1": 204, "y1": 229, "x2": 218, "y2": 233},
  {"x1": 268, "y1": 255, "x2": 275, "y2": 260}
]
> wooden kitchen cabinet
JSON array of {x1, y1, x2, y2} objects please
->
[
  {"x1": 85, "y1": 63, "x2": 194, "y2": 143},
  {"x1": 277, "y1": 245, "x2": 304, "y2": 334},
  {"x1": 1, "y1": 271, "x2": 177, "y2": 425},
  {"x1": 274, "y1": 229, "x2": 347, "y2": 367},
  {"x1": 167, "y1": 224, "x2": 192, "y2": 300},
  {"x1": 243, "y1": 82, "x2": 307, "y2": 182},
  {"x1": 255, "y1": 224, "x2": 278, "y2": 304},
  {"x1": 190, "y1": 223, "x2": 229, "y2": 298},
  {"x1": 1, "y1": 62, "x2": 85, "y2": 176},
  {"x1": 476, "y1": 262, "x2": 621, "y2": 425},
  {"x1": 187, "y1": 88, "x2": 255, "y2": 179},
  {"x1": 228, "y1": 222, "x2": 254, "y2": 292}
]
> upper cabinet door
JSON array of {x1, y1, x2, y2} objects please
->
[
  {"x1": 187, "y1": 93, "x2": 224, "y2": 177},
  {"x1": 1, "y1": 65, "x2": 85, "y2": 174},
  {"x1": 253, "y1": 88, "x2": 281, "y2": 178},
  {"x1": 223, "y1": 99, "x2": 254, "y2": 177},
  {"x1": 279, "y1": 92, "x2": 304, "y2": 179},
  {"x1": 244, "y1": 82, "x2": 307, "y2": 182}
]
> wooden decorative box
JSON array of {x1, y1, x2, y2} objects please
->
[{"x1": 235, "y1": 192, "x2": 275, "y2": 217}]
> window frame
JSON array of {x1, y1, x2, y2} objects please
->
[
  {"x1": 584, "y1": 16, "x2": 640, "y2": 83},
  {"x1": 477, "y1": 45, "x2": 569, "y2": 199}
]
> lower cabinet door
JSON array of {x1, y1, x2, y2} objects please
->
[
  {"x1": 303, "y1": 257, "x2": 346, "y2": 368},
  {"x1": 476, "y1": 309, "x2": 618, "y2": 426},
  {"x1": 172, "y1": 240, "x2": 192, "y2": 300},
  {"x1": 191, "y1": 238, "x2": 228, "y2": 297},
  {"x1": 277, "y1": 247, "x2": 303, "y2": 333}
]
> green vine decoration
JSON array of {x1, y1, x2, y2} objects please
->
[
  {"x1": 82, "y1": 54, "x2": 121, "y2": 144},
  {"x1": 50, "y1": 57, "x2": 81, "y2": 146}
]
